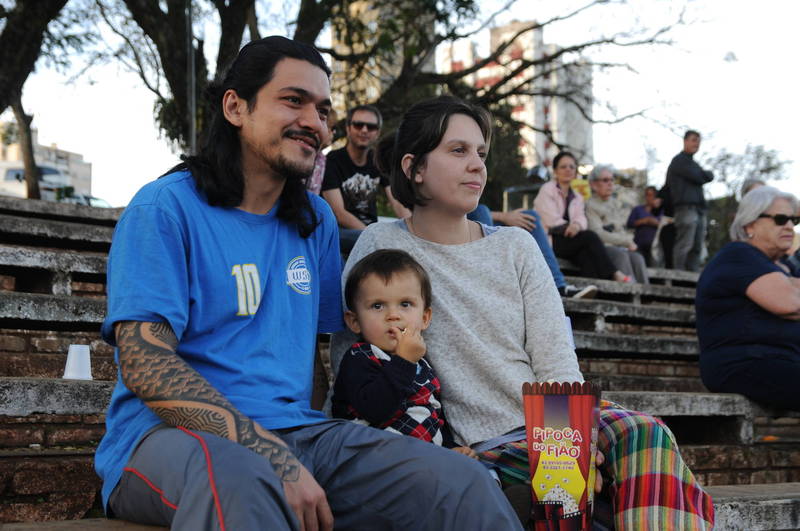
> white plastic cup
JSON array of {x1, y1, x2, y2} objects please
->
[{"x1": 63, "y1": 344, "x2": 92, "y2": 380}]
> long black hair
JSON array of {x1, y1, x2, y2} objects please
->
[{"x1": 168, "y1": 36, "x2": 331, "y2": 238}]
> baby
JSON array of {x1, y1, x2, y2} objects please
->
[{"x1": 332, "y1": 249, "x2": 475, "y2": 457}]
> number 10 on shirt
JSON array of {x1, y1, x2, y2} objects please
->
[{"x1": 232, "y1": 264, "x2": 261, "y2": 316}]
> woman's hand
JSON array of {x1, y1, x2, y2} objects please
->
[
  {"x1": 594, "y1": 450, "x2": 605, "y2": 493},
  {"x1": 564, "y1": 222, "x2": 580, "y2": 238},
  {"x1": 452, "y1": 446, "x2": 478, "y2": 459}
]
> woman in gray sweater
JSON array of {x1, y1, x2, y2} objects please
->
[{"x1": 332, "y1": 96, "x2": 713, "y2": 530}]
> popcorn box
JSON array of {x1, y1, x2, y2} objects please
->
[{"x1": 523, "y1": 381, "x2": 600, "y2": 531}]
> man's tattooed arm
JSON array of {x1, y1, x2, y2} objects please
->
[{"x1": 115, "y1": 320, "x2": 301, "y2": 482}]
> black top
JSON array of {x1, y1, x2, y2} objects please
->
[
  {"x1": 696, "y1": 242, "x2": 800, "y2": 384},
  {"x1": 666, "y1": 151, "x2": 713, "y2": 209},
  {"x1": 321, "y1": 147, "x2": 388, "y2": 225}
]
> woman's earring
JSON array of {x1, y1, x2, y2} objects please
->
[{"x1": 747, "y1": 233, "x2": 754, "y2": 239}]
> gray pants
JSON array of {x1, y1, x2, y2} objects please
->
[
  {"x1": 109, "y1": 420, "x2": 521, "y2": 531},
  {"x1": 673, "y1": 205, "x2": 707, "y2": 272},
  {"x1": 604, "y1": 245, "x2": 649, "y2": 284}
]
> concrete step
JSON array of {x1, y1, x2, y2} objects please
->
[
  {"x1": 647, "y1": 266, "x2": 700, "y2": 287},
  {"x1": 603, "y1": 391, "x2": 800, "y2": 446},
  {"x1": 574, "y1": 330, "x2": 699, "y2": 359},
  {"x1": 0, "y1": 377, "x2": 113, "y2": 416},
  {"x1": 0, "y1": 196, "x2": 122, "y2": 226},
  {"x1": 0, "y1": 245, "x2": 106, "y2": 296},
  {"x1": 604, "y1": 391, "x2": 752, "y2": 418},
  {"x1": 585, "y1": 372, "x2": 707, "y2": 392},
  {"x1": 558, "y1": 259, "x2": 700, "y2": 288},
  {"x1": 604, "y1": 390, "x2": 754, "y2": 444},
  {"x1": 0, "y1": 214, "x2": 113, "y2": 252},
  {"x1": 564, "y1": 275, "x2": 696, "y2": 305},
  {"x1": 0, "y1": 292, "x2": 105, "y2": 329},
  {"x1": 564, "y1": 298, "x2": 695, "y2": 332},
  {"x1": 708, "y1": 482, "x2": 800, "y2": 530}
]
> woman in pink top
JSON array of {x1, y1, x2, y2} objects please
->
[{"x1": 534, "y1": 152, "x2": 630, "y2": 282}]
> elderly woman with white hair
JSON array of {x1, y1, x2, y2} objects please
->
[
  {"x1": 695, "y1": 186, "x2": 800, "y2": 410},
  {"x1": 586, "y1": 165, "x2": 649, "y2": 283}
]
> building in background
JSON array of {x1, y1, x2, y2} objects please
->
[
  {"x1": 0, "y1": 123, "x2": 92, "y2": 196},
  {"x1": 329, "y1": 1, "x2": 436, "y2": 115},
  {"x1": 439, "y1": 20, "x2": 594, "y2": 170}
]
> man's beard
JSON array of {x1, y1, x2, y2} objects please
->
[{"x1": 268, "y1": 151, "x2": 315, "y2": 184}]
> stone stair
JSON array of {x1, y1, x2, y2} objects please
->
[{"x1": 1, "y1": 195, "x2": 799, "y2": 529}]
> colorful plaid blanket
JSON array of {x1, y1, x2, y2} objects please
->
[{"x1": 479, "y1": 400, "x2": 714, "y2": 530}]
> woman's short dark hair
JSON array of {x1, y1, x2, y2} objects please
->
[
  {"x1": 344, "y1": 249, "x2": 432, "y2": 311},
  {"x1": 169, "y1": 36, "x2": 331, "y2": 238},
  {"x1": 376, "y1": 95, "x2": 492, "y2": 210},
  {"x1": 553, "y1": 151, "x2": 577, "y2": 170}
]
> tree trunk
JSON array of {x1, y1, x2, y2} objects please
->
[
  {"x1": 0, "y1": 0, "x2": 68, "y2": 115},
  {"x1": 10, "y1": 94, "x2": 41, "y2": 200}
]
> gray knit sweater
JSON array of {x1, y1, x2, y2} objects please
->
[{"x1": 331, "y1": 220, "x2": 583, "y2": 446}]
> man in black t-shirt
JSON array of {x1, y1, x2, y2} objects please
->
[{"x1": 321, "y1": 104, "x2": 409, "y2": 253}]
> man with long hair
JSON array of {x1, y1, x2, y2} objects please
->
[{"x1": 95, "y1": 36, "x2": 519, "y2": 530}]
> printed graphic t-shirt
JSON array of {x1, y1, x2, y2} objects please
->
[
  {"x1": 95, "y1": 170, "x2": 343, "y2": 509},
  {"x1": 321, "y1": 147, "x2": 388, "y2": 225}
]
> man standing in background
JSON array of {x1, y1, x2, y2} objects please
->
[
  {"x1": 667, "y1": 130, "x2": 714, "y2": 271},
  {"x1": 321, "y1": 104, "x2": 409, "y2": 253}
]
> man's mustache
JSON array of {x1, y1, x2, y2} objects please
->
[{"x1": 284, "y1": 129, "x2": 320, "y2": 150}]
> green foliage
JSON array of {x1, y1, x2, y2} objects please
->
[
  {"x1": 701, "y1": 144, "x2": 790, "y2": 198},
  {"x1": 39, "y1": 0, "x2": 99, "y2": 73},
  {"x1": 1, "y1": 120, "x2": 18, "y2": 145},
  {"x1": 704, "y1": 144, "x2": 790, "y2": 260},
  {"x1": 482, "y1": 107, "x2": 527, "y2": 212}
]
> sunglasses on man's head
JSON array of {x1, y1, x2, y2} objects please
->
[
  {"x1": 349, "y1": 120, "x2": 379, "y2": 131},
  {"x1": 758, "y1": 213, "x2": 800, "y2": 226}
]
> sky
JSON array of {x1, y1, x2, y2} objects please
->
[{"x1": 3, "y1": 0, "x2": 799, "y2": 207}]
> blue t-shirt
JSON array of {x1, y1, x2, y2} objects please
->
[
  {"x1": 695, "y1": 242, "x2": 800, "y2": 382},
  {"x1": 95, "y1": 171, "x2": 344, "y2": 508}
]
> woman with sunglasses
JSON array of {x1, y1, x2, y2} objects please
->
[{"x1": 696, "y1": 186, "x2": 800, "y2": 410}]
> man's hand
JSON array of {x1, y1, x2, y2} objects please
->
[
  {"x1": 627, "y1": 242, "x2": 638, "y2": 252},
  {"x1": 452, "y1": 446, "x2": 478, "y2": 459},
  {"x1": 283, "y1": 463, "x2": 334, "y2": 531},
  {"x1": 564, "y1": 221, "x2": 580, "y2": 238},
  {"x1": 392, "y1": 324, "x2": 426, "y2": 364},
  {"x1": 497, "y1": 209, "x2": 537, "y2": 232}
]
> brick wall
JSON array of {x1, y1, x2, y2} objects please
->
[
  {"x1": 0, "y1": 413, "x2": 105, "y2": 521},
  {"x1": 0, "y1": 453, "x2": 100, "y2": 521},
  {"x1": 0, "y1": 329, "x2": 114, "y2": 381},
  {"x1": 684, "y1": 444, "x2": 800, "y2": 487}
]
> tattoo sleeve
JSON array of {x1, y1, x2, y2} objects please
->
[{"x1": 115, "y1": 321, "x2": 301, "y2": 481}]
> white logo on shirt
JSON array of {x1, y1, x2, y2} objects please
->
[{"x1": 286, "y1": 256, "x2": 311, "y2": 295}]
